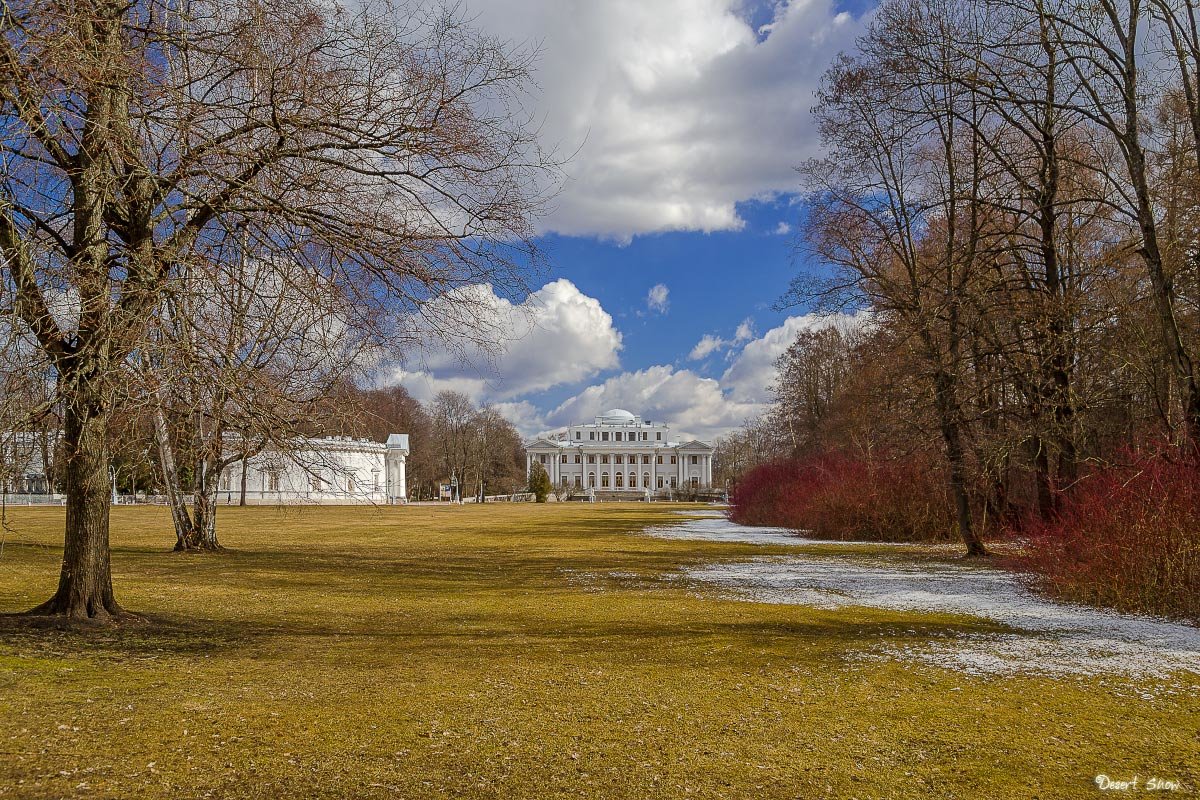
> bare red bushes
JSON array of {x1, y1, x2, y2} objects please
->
[
  {"x1": 728, "y1": 452, "x2": 954, "y2": 542},
  {"x1": 1015, "y1": 454, "x2": 1200, "y2": 621}
]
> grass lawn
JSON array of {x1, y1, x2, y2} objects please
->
[{"x1": 0, "y1": 503, "x2": 1196, "y2": 799}]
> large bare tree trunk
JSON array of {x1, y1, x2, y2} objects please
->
[{"x1": 28, "y1": 394, "x2": 123, "y2": 620}]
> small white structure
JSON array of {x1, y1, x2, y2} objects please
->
[
  {"x1": 219, "y1": 434, "x2": 409, "y2": 505},
  {"x1": 524, "y1": 409, "x2": 714, "y2": 498},
  {"x1": 1, "y1": 431, "x2": 59, "y2": 497}
]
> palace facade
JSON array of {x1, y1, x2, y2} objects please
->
[{"x1": 525, "y1": 409, "x2": 714, "y2": 497}]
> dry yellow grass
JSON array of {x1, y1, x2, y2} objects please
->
[{"x1": 0, "y1": 503, "x2": 1196, "y2": 799}]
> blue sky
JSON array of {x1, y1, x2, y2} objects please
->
[{"x1": 389, "y1": 0, "x2": 876, "y2": 441}]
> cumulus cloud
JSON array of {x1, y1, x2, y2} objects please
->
[
  {"x1": 688, "y1": 333, "x2": 727, "y2": 361},
  {"x1": 456, "y1": 0, "x2": 868, "y2": 240},
  {"x1": 544, "y1": 365, "x2": 764, "y2": 442},
  {"x1": 721, "y1": 311, "x2": 866, "y2": 403},
  {"x1": 687, "y1": 318, "x2": 755, "y2": 361},
  {"x1": 774, "y1": 221, "x2": 793, "y2": 235},
  {"x1": 384, "y1": 279, "x2": 622, "y2": 403},
  {"x1": 646, "y1": 283, "x2": 670, "y2": 314}
]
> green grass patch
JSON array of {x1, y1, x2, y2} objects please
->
[{"x1": 0, "y1": 504, "x2": 1195, "y2": 798}]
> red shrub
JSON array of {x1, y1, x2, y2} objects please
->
[
  {"x1": 1015, "y1": 454, "x2": 1200, "y2": 621},
  {"x1": 729, "y1": 452, "x2": 955, "y2": 542}
]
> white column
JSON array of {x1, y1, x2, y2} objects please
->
[{"x1": 397, "y1": 455, "x2": 407, "y2": 500}]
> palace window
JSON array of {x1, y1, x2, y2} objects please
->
[
  {"x1": 574, "y1": 454, "x2": 581, "y2": 463},
  {"x1": 615, "y1": 472, "x2": 623, "y2": 488},
  {"x1": 575, "y1": 431, "x2": 581, "y2": 440},
  {"x1": 643, "y1": 472, "x2": 650, "y2": 488},
  {"x1": 614, "y1": 432, "x2": 622, "y2": 441},
  {"x1": 670, "y1": 477, "x2": 677, "y2": 488},
  {"x1": 373, "y1": 470, "x2": 381, "y2": 491},
  {"x1": 311, "y1": 474, "x2": 322, "y2": 492},
  {"x1": 575, "y1": 475, "x2": 583, "y2": 488},
  {"x1": 589, "y1": 472, "x2": 596, "y2": 487},
  {"x1": 629, "y1": 472, "x2": 637, "y2": 488},
  {"x1": 561, "y1": 454, "x2": 568, "y2": 463},
  {"x1": 539, "y1": 454, "x2": 547, "y2": 464},
  {"x1": 616, "y1": 455, "x2": 623, "y2": 464},
  {"x1": 347, "y1": 476, "x2": 356, "y2": 493},
  {"x1": 588, "y1": 455, "x2": 596, "y2": 464},
  {"x1": 561, "y1": 476, "x2": 569, "y2": 487},
  {"x1": 657, "y1": 476, "x2": 664, "y2": 489},
  {"x1": 221, "y1": 472, "x2": 231, "y2": 491},
  {"x1": 266, "y1": 470, "x2": 280, "y2": 492},
  {"x1": 690, "y1": 455, "x2": 698, "y2": 465},
  {"x1": 670, "y1": 455, "x2": 677, "y2": 464},
  {"x1": 601, "y1": 472, "x2": 610, "y2": 488},
  {"x1": 691, "y1": 477, "x2": 700, "y2": 488},
  {"x1": 642, "y1": 455, "x2": 650, "y2": 464},
  {"x1": 590, "y1": 432, "x2": 595, "y2": 440},
  {"x1": 656, "y1": 455, "x2": 663, "y2": 465},
  {"x1": 602, "y1": 432, "x2": 609, "y2": 441},
  {"x1": 601, "y1": 455, "x2": 609, "y2": 464},
  {"x1": 656, "y1": 432, "x2": 662, "y2": 440}
]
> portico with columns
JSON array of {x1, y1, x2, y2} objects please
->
[{"x1": 524, "y1": 409, "x2": 714, "y2": 498}]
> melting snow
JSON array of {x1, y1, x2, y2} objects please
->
[{"x1": 652, "y1": 513, "x2": 1200, "y2": 679}]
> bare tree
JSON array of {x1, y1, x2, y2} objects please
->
[
  {"x1": 0, "y1": 0, "x2": 555, "y2": 620},
  {"x1": 799, "y1": 0, "x2": 992, "y2": 555}
]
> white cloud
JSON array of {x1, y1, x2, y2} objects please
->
[
  {"x1": 384, "y1": 279, "x2": 622, "y2": 403},
  {"x1": 544, "y1": 365, "x2": 765, "y2": 442},
  {"x1": 734, "y1": 317, "x2": 755, "y2": 344},
  {"x1": 646, "y1": 283, "x2": 670, "y2": 314},
  {"x1": 688, "y1": 333, "x2": 727, "y2": 361},
  {"x1": 687, "y1": 317, "x2": 755, "y2": 362},
  {"x1": 721, "y1": 311, "x2": 866, "y2": 403},
  {"x1": 457, "y1": 0, "x2": 868, "y2": 240},
  {"x1": 774, "y1": 221, "x2": 793, "y2": 235}
]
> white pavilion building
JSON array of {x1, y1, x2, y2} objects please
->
[
  {"x1": 218, "y1": 433, "x2": 409, "y2": 505},
  {"x1": 525, "y1": 409, "x2": 714, "y2": 498}
]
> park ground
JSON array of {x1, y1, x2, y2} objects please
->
[{"x1": 0, "y1": 504, "x2": 1196, "y2": 799}]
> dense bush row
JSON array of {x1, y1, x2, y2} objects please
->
[
  {"x1": 1012, "y1": 454, "x2": 1200, "y2": 622},
  {"x1": 728, "y1": 453, "x2": 955, "y2": 543}
]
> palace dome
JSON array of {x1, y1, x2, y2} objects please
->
[{"x1": 601, "y1": 408, "x2": 636, "y2": 422}]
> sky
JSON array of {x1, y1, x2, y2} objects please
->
[{"x1": 383, "y1": 0, "x2": 878, "y2": 442}]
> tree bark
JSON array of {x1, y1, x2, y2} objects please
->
[
  {"x1": 152, "y1": 405, "x2": 196, "y2": 551},
  {"x1": 28, "y1": 394, "x2": 123, "y2": 620}
]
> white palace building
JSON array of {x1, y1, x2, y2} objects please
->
[{"x1": 525, "y1": 409, "x2": 714, "y2": 498}]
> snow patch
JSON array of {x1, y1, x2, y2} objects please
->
[{"x1": 656, "y1": 515, "x2": 1200, "y2": 679}]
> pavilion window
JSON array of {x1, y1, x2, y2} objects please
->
[
  {"x1": 539, "y1": 454, "x2": 547, "y2": 464},
  {"x1": 691, "y1": 455, "x2": 698, "y2": 464}
]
